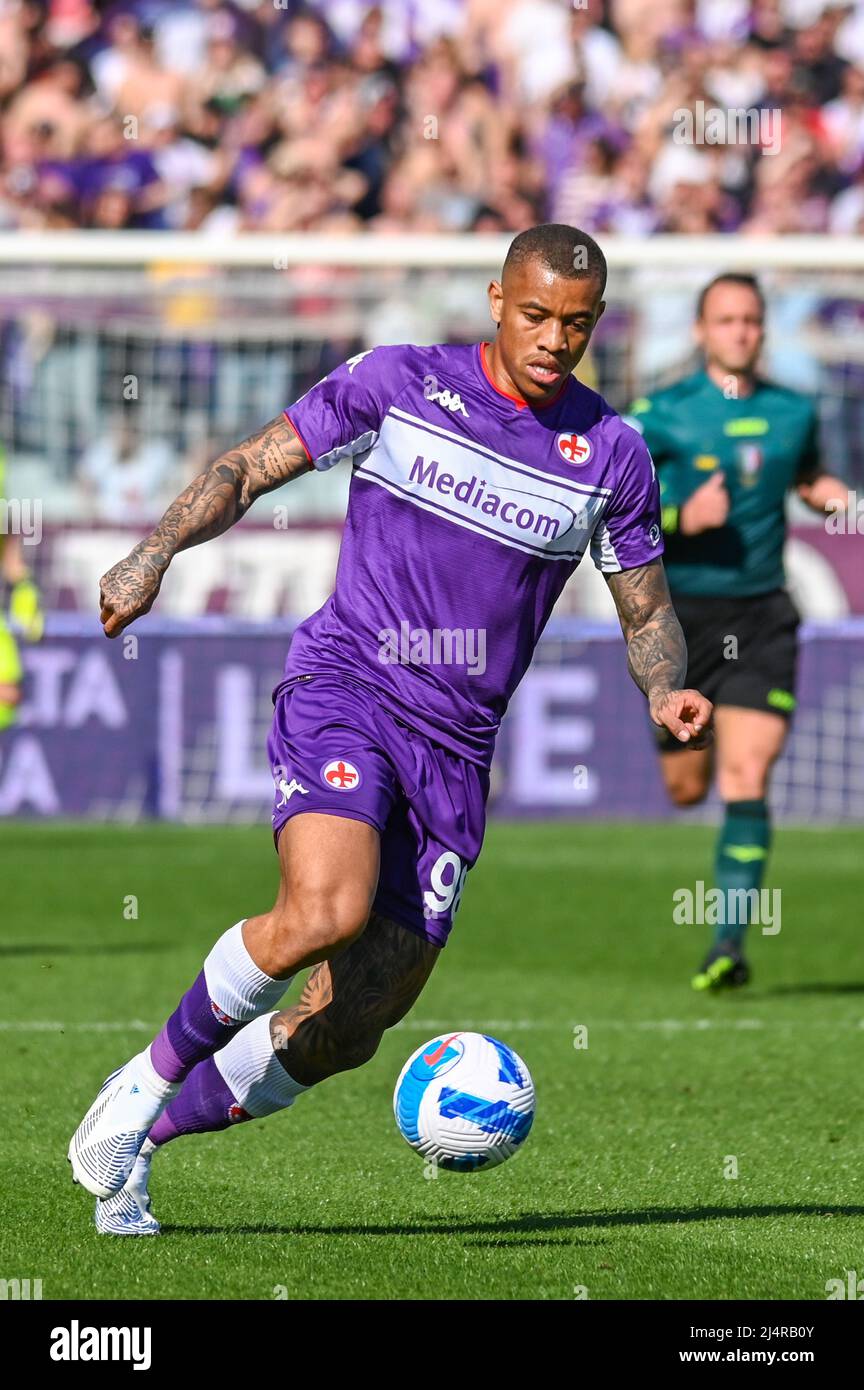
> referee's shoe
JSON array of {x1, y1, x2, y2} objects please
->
[{"x1": 691, "y1": 941, "x2": 751, "y2": 991}]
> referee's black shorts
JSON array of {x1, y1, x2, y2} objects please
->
[{"x1": 654, "y1": 588, "x2": 800, "y2": 754}]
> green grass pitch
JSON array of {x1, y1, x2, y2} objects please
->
[{"x1": 2, "y1": 819, "x2": 862, "y2": 1300}]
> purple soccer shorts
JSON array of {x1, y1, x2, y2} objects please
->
[{"x1": 266, "y1": 673, "x2": 490, "y2": 947}]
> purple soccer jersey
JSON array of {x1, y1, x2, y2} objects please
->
[{"x1": 282, "y1": 340, "x2": 662, "y2": 767}]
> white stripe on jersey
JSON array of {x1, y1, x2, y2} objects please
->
[
  {"x1": 311, "y1": 428, "x2": 379, "y2": 472},
  {"x1": 388, "y1": 405, "x2": 613, "y2": 500},
  {"x1": 590, "y1": 518, "x2": 621, "y2": 573},
  {"x1": 354, "y1": 409, "x2": 611, "y2": 562}
]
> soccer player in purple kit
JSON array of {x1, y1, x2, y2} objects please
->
[{"x1": 68, "y1": 224, "x2": 712, "y2": 1234}]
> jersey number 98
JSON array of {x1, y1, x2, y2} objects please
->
[{"x1": 423, "y1": 851, "x2": 468, "y2": 918}]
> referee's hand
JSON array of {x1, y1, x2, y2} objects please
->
[
  {"x1": 650, "y1": 688, "x2": 714, "y2": 749},
  {"x1": 679, "y1": 472, "x2": 729, "y2": 536}
]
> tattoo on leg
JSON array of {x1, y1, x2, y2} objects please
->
[{"x1": 269, "y1": 913, "x2": 439, "y2": 1086}]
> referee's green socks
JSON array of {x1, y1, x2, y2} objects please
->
[{"x1": 714, "y1": 799, "x2": 772, "y2": 949}]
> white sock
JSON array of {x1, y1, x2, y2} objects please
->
[
  {"x1": 135, "y1": 1049, "x2": 180, "y2": 1101},
  {"x1": 204, "y1": 921, "x2": 292, "y2": 1022},
  {"x1": 108, "y1": 1050, "x2": 181, "y2": 1131},
  {"x1": 214, "y1": 1012, "x2": 310, "y2": 1119},
  {"x1": 128, "y1": 1139, "x2": 156, "y2": 1200}
]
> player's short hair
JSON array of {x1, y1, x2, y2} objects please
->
[
  {"x1": 502, "y1": 223, "x2": 607, "y2": 298},
  {"x1": 696, "y1": 272, "x2": 766, "y2": 320}
]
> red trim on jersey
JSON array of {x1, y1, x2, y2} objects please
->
[
  {"x1": 479, "y1": 341, "x2": 527, "y2": 407},
  {"x1": 478, "y1": 341, "x2": 570, "y2": 411},
  {"x1": 283, "y1": 409, "x2": 313, "y2": 462}
]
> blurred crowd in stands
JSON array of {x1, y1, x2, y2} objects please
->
[{"x1": 2, "y1": 0, "x2": 864, "y2": 235}]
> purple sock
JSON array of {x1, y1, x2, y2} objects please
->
[
  {"x1": 150, "y1": 971, "x2": 245, "y2": 1084},
  {"x1": 148, "y1": 1057, "x2": 252, "y2": 1147}
]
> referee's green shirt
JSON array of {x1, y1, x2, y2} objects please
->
[{"x1": 628, "y1": 371, "x2": 821, "y2": 598}]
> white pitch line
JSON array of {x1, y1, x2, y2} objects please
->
[
  {"x1": 0, "y1": 1020, "x2": 153, "y2": 1032},
  {"x1": 1, "y1": 1017, "x2": 862, "y2": 1033},
  {"x1": 398, "y1": 1017, "x2": 864, "y2": 1032}
]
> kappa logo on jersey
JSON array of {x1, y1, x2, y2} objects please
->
[
  {"x1": 275, "y1": 777, "x2": 309, "y2": 808},
  {"x1": 321, "y1": 758, "x2": 361, "y2": 790},
  {"x1": 557, "y1": 432, "x2": 592, "y2": 465},
  {"x1": 427, "y1": 386, "x2": 469, "y2": 417}
]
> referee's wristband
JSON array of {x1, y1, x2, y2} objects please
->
[{"x1": 661, "y1": 504, "x2": 679, "y2": 534}]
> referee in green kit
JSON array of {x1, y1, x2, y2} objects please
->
[{"x1": 629, "y1": 273, "x2": 847, "y2": 990}]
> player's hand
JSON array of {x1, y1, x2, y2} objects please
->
[
  {"x1": 99, "y1": 547, "x2": 166, "y2": 638},
  {"x1": 679, "y1": 472, "x2": 729, "y2": 536},
  {"x1": 649, "y1": 688, "x2": 714, "y2": 747}
]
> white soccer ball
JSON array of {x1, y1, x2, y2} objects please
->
[{"x1": 393, "y1": 1031, "x2": 535, "y2": 1171}]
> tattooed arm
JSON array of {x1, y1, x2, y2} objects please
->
[
  {"x1": 98, "y1": 414, "x2": 311, "y2": 637},
  {"x1": 605, "y1": 558, "x2": 713, "y2": 746}
]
